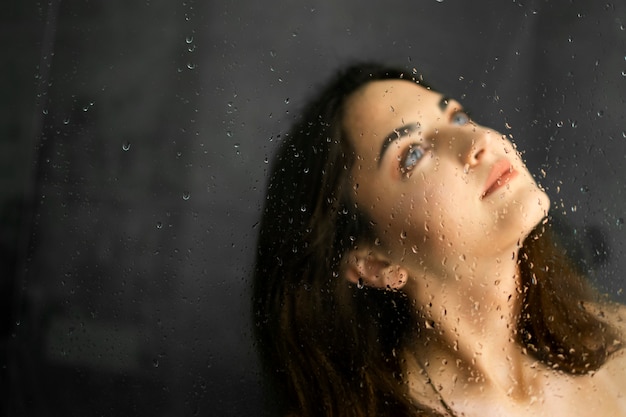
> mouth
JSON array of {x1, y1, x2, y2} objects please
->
[{"x1": 481, "y1": 158, "x2": 519, "y2": 199}]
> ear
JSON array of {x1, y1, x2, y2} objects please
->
[{"x1": 343, "y1": 248, "x2": 409, "y2": 290}]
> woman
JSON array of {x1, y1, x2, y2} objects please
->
[{"x1": 252, "y1": 63, "x2": 626, "y2": 417}]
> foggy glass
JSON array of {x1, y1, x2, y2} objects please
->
[{"x1": 3, "y1": 0, "x2": 625, "y2": 416}]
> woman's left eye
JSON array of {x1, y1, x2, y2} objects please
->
[{"x1": 451, "y1": 110, "x2": 470, "y2": 126}]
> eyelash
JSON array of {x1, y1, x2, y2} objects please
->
[{"x1": 400, "y1": 144, "x2": 427, "y2": 175}]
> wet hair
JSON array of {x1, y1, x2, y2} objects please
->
[{"x1": 252, "y1": 63, "x2": 622, "y2": 417}]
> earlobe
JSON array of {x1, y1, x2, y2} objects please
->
[
  {"x1": 343, "y1": 249, "x2": 409, "y2": 290},
  {"x1": 381, "y1": 264, "x2": 409, "y2": 289}
]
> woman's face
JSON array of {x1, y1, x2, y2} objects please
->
[{"x1": 343, "y1": 79, "x2": 550, "y2": 275}]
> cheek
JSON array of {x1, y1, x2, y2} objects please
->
[
  {"x1": 354, "y1": 168, "x2": 479, "y2": 246},
  {"x1": 389, "y1": 184, "x2": 457, "y2": 240},
  {"x1": 406, "y1": 175, "x2": 463, "y2": 219},
  {"x1": 414, "y1": 180, "x2": 484, "y2": 241}
]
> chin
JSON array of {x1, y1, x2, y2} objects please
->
[{"x1": 519, "y1": 188, "x2": 550, "y2": 238}]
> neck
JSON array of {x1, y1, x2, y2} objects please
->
[{"x1": 404, "y1": 243, "x2": 537, "y2": 399}]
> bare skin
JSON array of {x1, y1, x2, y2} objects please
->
[
  {"x1": 405, "y1": 303, "x2": 626, "y2": 416},
  {"x1": 341, "y1": 79, "x2": 626, "y2": 416},
  {"x1": 407, "y1": 307, "x2": 626, "y2": 416}
]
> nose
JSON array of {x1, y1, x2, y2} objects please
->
[{"x1": 463, "y1": 127, "x2": 491, "y2": 167}]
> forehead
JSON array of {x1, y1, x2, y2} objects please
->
[{"x1": 343, "y1": 79, "x2": 441, "y2": 146}]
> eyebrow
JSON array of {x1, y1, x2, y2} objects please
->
[
  {"x1": 377, "y1": 95, "x2": 451, "y2": 167},
  {"x1": 438, "y1": 96, "x2": 451, "y2": 112}
]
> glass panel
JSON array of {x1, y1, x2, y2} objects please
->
[{"x1": 4, "y1": 1, "x2": 624, "y2": 416}]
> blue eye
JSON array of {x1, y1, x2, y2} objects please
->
[
  {"x1": 451, "y1": 110, "x2": 470, "y2": 125},
  {"x1": 401, "y1": 144, "x2": 425, "y2": 174}
]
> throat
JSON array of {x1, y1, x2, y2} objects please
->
[
  {"x1": 407, "y1": 342, "x2": 543, "y2": 416},
  {"x1": 408, "y1": 274, "x2": 532, "y2": 403}
]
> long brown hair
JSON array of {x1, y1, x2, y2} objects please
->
[{"x1": 252, "y1": 63, "x2": 621, "y2": 417}]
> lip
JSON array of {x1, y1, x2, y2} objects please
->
[{"x1": 481, "y1": 158, "x2": 519, "y2": 199}]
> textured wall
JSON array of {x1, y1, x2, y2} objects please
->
[{"x1": 3, "y1": 0, "x2": 625, "y2": 416}]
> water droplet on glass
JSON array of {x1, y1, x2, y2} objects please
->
[
  {"x1": 556, "y1": 120, "x2": 564, "y2": 128},
  {"x1": 226, "y1": 131, "x2": 232, "y2": 137},
  {"x1": 187, "y1": 62, "x2": 196, "y2": 70},
  {"x1": 122, "y1": 142, "x2": 131, "y2": 151},
  {"x1": 597, "y1": 110, "x2": 604, "y2": 118},
  {"x1": 463, "y1": 163, "x2": 470, "y2": 174},
  {"x1": 571, "y1": 205, "x2": 577, "y2": 212},
  {"x1": 270, "y1": 50, "x2": 276, "y2": 57},
  {"x1": 42, "y1": 109, "x2": 48, "y2": 115},
  {"x1": 156, "y1": 221, "x2": 163, "y2": 229},
  {"x1": 617, "y1": 218, "x2": 624, "y2": 226},
  {"x1": 185, "y1": 36, "x2": 194, "y2": 44},
  {"x1": 300, "y1": 205, "x2": 307, "y2": 212},
  {"x1": 63, "y1": 117, "x2": 70, "y2": 125},
  {"x1": 400, "y1": 231, "x2": 407, "y2": 239},
  {"x1": 284, "y1": 98, "x2": 290, "y2": 104},
  {"x1": 411, "y1": 245, "x2": 419, "y2": 254},
  {"x1": 182, "y1": 192, "x2": 190, "y2": 200},
  {"x1": 153, "y1": 359, "x2": 159, "y2": 368},
  {"x1": 622, "y1": 131, "x2": 626, "y2": 139},
  {"x1": 357, "y1": 277, "x2": 364, "y2": 289}
]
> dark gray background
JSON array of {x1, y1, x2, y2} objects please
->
[{"x1": 3, "y1": 0, "x2": 625, "y2": 416}]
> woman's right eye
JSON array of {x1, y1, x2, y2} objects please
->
[
  {"x1": 451, "y1": 110, "x2": 470, "y2": 126},
  {"x1": 400, "y1": 144, "x2": 425, "y2": 174}
]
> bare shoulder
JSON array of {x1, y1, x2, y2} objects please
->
[
  {"x1": 579, "y1": 301, "x2": 626, "y2": 390},
  {"x1": 600, "y1": 308, "x2": 626, "y2": 385},
  {"x1": 403, "y1": 354, "x2": 451, "y2": 415},
  {"x1": 582, "y1": 300, "x2": 626, "y2": 373}
]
